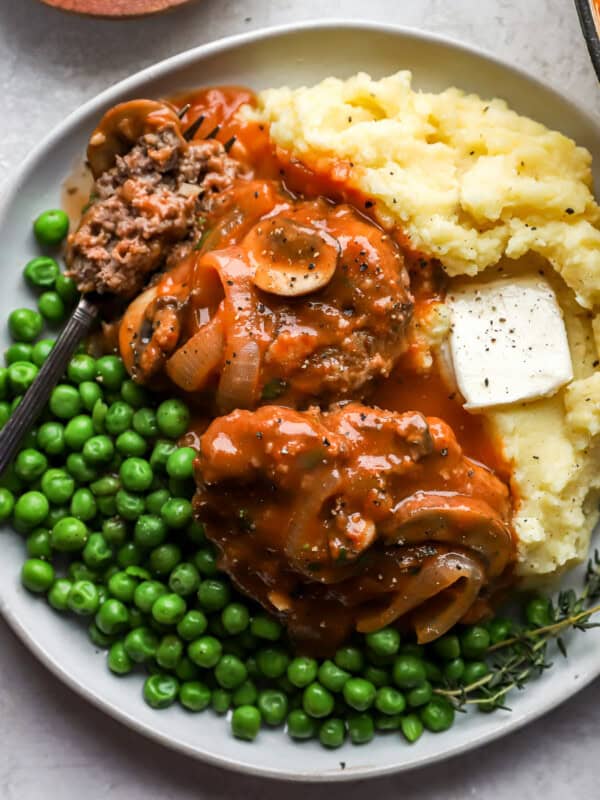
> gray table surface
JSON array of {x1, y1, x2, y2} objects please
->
[{"x1": 1, "y1": 1, "x2": 599, "y2": 797}]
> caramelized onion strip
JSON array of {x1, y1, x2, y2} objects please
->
[
  {"x1": 355, "y1": 550, "x2": 484, "y2": 639},
  {"x1": 166, "y1": 313, "x2": 225, "y2": 392}
]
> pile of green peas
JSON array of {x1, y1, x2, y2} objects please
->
[{"x1": 0, "y1": 208, "x2": 527, "y2": 749}]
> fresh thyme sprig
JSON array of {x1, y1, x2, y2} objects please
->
[{"x1": 434, "y1": 550, "x2": 600, "y2": 711}]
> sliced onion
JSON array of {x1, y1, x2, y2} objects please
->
[
  {"x1": 166, "y1": 314, "x2": 225, "y2": 392},
  {"x1": 118, "y1": 283, "x2": 159, "y2": 376},
  {"x1": 216, "y1": 339, "x2": 261, "y2": 413},
  {"x1": 355, "y1": 550, "x2": 484, "y2": 639}
]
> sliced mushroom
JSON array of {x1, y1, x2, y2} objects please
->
[
  {"x1": 384, "y1": 492, "x2": 513, "y2": 578},
  {"x1": 87, "y1": 99, "x2": 182, "y2": 178},
  {"x1": 244, "y1": 214, "x2": 340, "y2": 297}
]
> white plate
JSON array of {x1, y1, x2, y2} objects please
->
[{"x1": 0, "y1": 20, "x2": 599, "y2": 783}]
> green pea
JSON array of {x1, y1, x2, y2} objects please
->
[
  {"x1": 0, "y1": 487, "x2": 14, "y2": 525},
  {"x1": 365, "y1": 627, "x2": 401, "y2": 657},
  {"x1": 287, "y1": 709, "x2": 316, "y2": 740},
  {"x1": 14, "y1": 491, "x2": 49, "y2": 529},
  {"x1": 24, "y1": 256, "x2": 60, "y2": 289},
  {"x1": 250, "y1": 615, "x2": 282, "y2": 642},
  {"x1": 26, "y1": 527, "x2": 52, "y2": 559},
  {"x1": 400, "y1": 713, "x2": 424, "y2": 743},
  {"x1": 67, "y1": 580, "x2": 99, "y2": 616},
  {"x1": 145, "y1": 488, "x2": 170, "y2": 516},
  {"x1": 64, "y1": 415, "x2": 95, "y2": 450},
  {"x1": 525, "y1": 596, "x2": 552, "y2": 628},
  {"x1": 33, "y1": 209, "x2": 69, "y2": 245},
  {"x1": 101, "y1": 517, "x2": 128, "y2": 546},
  {"x1": 168, "y1": 562, "x2": 200, "y2": 597},
  {"x1": 91, "y1": 399, "x2": 107, "y2": 433},
  {"x1": 170, "y1": 614, "x2": 203, "y2": 647},
  {"x1": 375, "y1": 713, "x2": 402, "y2": 731},
  {"x1": 193, "y1": 547, "x2": 218, "y2": 577},
  {"x1": 230, "y1": 705, "x2": 260, "y2": 740},
  {"x1": 206, "y1": 688, "x2": 229, "y2": 715},
  {"x1": 219, "y1": 603, "x2": 250, "y2": 636},
  {"x1": 79, "y1": 381, "x2": 102, "y2": 411},
  {"x1": 149, "y1": 440, "x2": 176, "y2": 472},
  {"x1": 406, "y1": 680, "x2": 433, "y2": 708},
  {"x1": 334, "y1": 646, "x2": 364, "y2": 674},
  {"x1": 103, "y1": 403, "x2": 132, "y2": 437},
  {"x1": 420, "y1": 697, "x2": 455, "y2": 732},
  {"x1": 156, "y1": 634, "x2": 184, "y2": 670},
  {"x1": 302, "y1": 682, "x2": 334, "y2": 719},
  {"x1": 95, "y1": 355, "x2": 126, "y2": 391},
  {"x1": 41, "y1": 469, "x2": 75, "y2": 505},
  {"x1": 134, "y1": 580, "x2": 166, "y2": 613},
  {"x1": 444, "y1": 658, "x2": 465, "y2": 682},
  {"x1": 5, "y1": 342, "x2": 33, "y2": 364},
  {"x1": 363, "y1": 665, "x2": 390, "y2": 688},
  {"x1": 112, "y1": 490, "x2": 143, "y2": 521},
  {"x1": 82, "y1": 532, "x2": 112, "y2": 569},
  {"x1": 148, "y1": 543, "x2": 181, "y2": 576},
  {"x1": 460, "y1": 626, "x2": 491, "y2": 659},
  {"x1": 180, "y1": 681, "x2": 211, "y2": 712},
  {"x1": 347, "y1": 713, "x2": 374, "y2": 745},
  {"x1": 0, "y1": 463, "x2": 24, "y2": 494},
  {"x1": 214, "y1": 654, "x2": 247, "y2": 690},
  {"x1": 343, "y1": 677, "x2": 376, "y2": 711},
  {"x1": 51, "y1": 516, "x2": 88, "y2": 552},
  {"x1": 82, "y1": 435, "x2": 114, "y2": 465},
  {"x1": 197, "y1": 578, "x2": 229, "y2": 612},
  {"x1": 231, "y1": 679, "x2": 257, "y2": 707},
  {"x1": 132, "y1": 407, "x2": 158, "y2": 439},
  {"x1": 48, "y1": 577, "x2": 72, "y2": 611},
  {"x1": 66, "y1": 354, "x2": 96, "y2": 384},
  {"x1": 95, "y1": 598, "x2": 129, "y2": 635},
  {"x1": 31, "y1": 339, "x2": 55, "y2": 367},
  {"x1": 21, "y1": 557, "x2": 54, "y2": 593},
  {"x1": 375, "y1": 686, "x2": 406, "y2": 716},
  {"x1": 15, "y1": 448, "x2": 48, "y2": 482},
  {"x1": 152, "y1": 593, "x2": 186, "y2": 625},
  {"x1": 37, "y1": 421, "x2": 65, "y2": 455},
  {"x1": 254, "y1": 689, "x2": 287, "y2": 727},
  {"x1": 70, "y1": 488, "x2": 97, "y2": 522},
  {"x1": 160, "y1": 497, "x2": 192, "y2": 529},
  {"x1": 317, "y1": 717, "x2": 345, "y2": 748},
  {"x1": 188, "y1": 635, "x2": 222, "y2": 668},
  {"x1": 120, "y1": 379, "x2": 148, "y2": 408},
  {"x1": 38, "y1": 291, "x2": 66, "y2": 324},
  {"x1": 49, "y1": 385, "x2": 82, "y2": 419},
  {"x1": 55, "y1": 273, "x2": 79, "y2": 306},
  {"x1": 462, "y1": 661, "x2": 490, "y2": 685},
  {"x1": 107, "y1": 571, "x2": 137, "y2": 604},
  {"x1": 123, "y1": 626, "x2": 159, "y2": 663},
  {"x1": 0, "y1": 401, "x2": 10, "y2": 429},
  {"x1": 115, "y1": 430, "x2": 147, "y2": 458},
  {"x1": 8, "y1": 308, "x2": 43, "y2": 342},
  {"x1": 118, "y1": 457, "x2": 153, "y2": 493},
  {"x1": 107, "y1": 641, "x2": 133, "y2": 675},
  {"x1": 144, "y1": 674, "x2": 179, "y2": 709},
  {"x1": 166, "y1": 447, "x2": 196, "y2": 481},
  {"x1": 317, "y1": 660, "x2": 350, "y2": 693},
  {"x1": 133, "y1": 514, "x2": 166, "y2": 549},
  {"x1": 393, "y1": 655, "x2": 426, "y2": 689},
  {"x1": 8, "y1": 361, "x2": 39, "y2": 394},
  {"x1": 488, "y1": 618, "x2": 513, "y2": 644},
  {"x1": 156, "y1": 399, "x2": 190, "y2": 438}
]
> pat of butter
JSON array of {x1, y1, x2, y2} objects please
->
[{"x1": 447, "y1": 276, "x2": 573, "y2": 410}]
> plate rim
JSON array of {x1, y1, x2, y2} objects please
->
[{"x1": 1, "y1": 17, "x2": 600, "y2": 782}]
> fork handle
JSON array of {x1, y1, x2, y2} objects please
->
[{"x1": 0, "y1": 296, "x2": 99, "y2": 476}]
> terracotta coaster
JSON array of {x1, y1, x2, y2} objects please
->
[{"x1": 40, "y1": 0, "x2": 194, "y2": 18}]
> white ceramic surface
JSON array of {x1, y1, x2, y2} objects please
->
[{"x1": 0, "y1": 20, "x2": 599, "y2": 783}]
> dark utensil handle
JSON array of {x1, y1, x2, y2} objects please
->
[{"x1": 0, "y1": 296, "x2": 99, "y2": 476}]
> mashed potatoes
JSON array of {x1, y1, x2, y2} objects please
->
[{"x1": 252, "y1": 71, "x2": 600, "y2": 578}]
